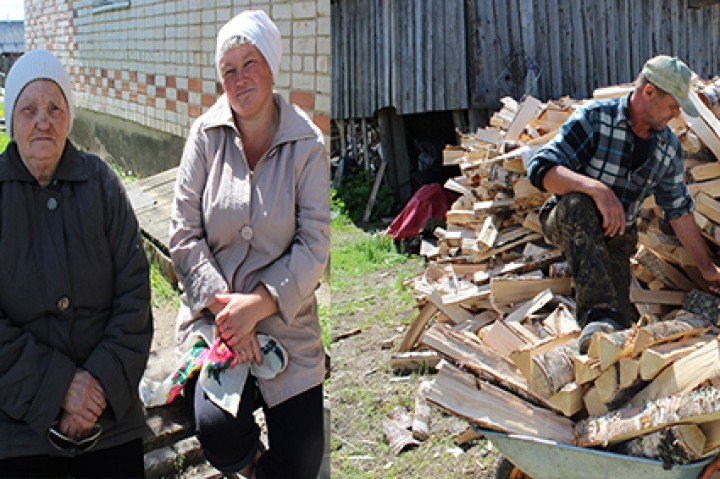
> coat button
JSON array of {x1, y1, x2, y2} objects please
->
[
  {"x1": 57, "y1": 296, "x2": 70, "y2": 311},
  {"x1": 240, "y1": 225, "x2": 254, "y2": 241},
  {"x1": 47, "y1": 197, "x2": 58, "y2": 210}
]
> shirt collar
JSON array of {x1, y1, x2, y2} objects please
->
[{"x1": 0, "y1": 140, "x2": 89, "y2": 184}]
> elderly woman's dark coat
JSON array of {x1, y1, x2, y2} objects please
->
[{"x1": 0, "y1": 140, "x2": 152, "y2": 459}]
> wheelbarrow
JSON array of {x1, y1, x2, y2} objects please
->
[{"x1": 476, "y1": 427, "x2": 720, "y2": 479}]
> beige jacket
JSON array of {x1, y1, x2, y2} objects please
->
[{"x1": 169, "y1": 93, "x2": 330, "y2": 406}]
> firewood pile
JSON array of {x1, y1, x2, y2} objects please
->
[{"x1": 390, "y1": 77, "x2": 720, "y2": 465}]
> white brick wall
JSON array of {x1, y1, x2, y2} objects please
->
[{"x1": 26, "y1": 0, "x2": 331, "y2": 139}]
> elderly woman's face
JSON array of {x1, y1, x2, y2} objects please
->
[
  {"x1": 13, "y1": 79, "x2": 70, "y2": 183},
  {"x1": 219, "y1": 43, "x2": 274, "y2": 121}
]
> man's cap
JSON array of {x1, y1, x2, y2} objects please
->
[{"x1": 642, "y1": 55, "x2": 699, "y2": 117}]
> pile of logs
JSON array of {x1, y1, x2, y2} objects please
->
[{"x1": 391, "y1": 77, "x2": 720, "y2": 465}]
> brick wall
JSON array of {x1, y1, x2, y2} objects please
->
[{"x1": 24, "y1": 0, "x2": 331, "y2": 140}]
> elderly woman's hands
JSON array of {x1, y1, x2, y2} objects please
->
[
  {"x1": 59, "y1": 369, "x2": 106, "y2": 439},
  {"x1": 212, "y1": 284, "x2": 278, "y2": 362}
]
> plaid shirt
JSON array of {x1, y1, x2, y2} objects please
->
[{"x1": 527, "y1": 93, "x2": 694, "y2": 225}]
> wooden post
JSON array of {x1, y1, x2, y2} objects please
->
[
  {"x1": 377, "y1": 107, "x2": 413, "y2": 206},
  {"x1": 333, "y1": 119, "x2": 346, "y2": 188},
  {"x1": 361, "y1": 118, "x2": 370, "y2": 170},
  {"x1": 349, "y1": 118, "x2": 358, "y2": 163}
]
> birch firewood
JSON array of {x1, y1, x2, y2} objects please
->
[
  {"x1": 576, "y1": 386, "x2": 720, "y2": 447},
  {"x1": 630, "y1": 312, "x2": 712, "y2": 356},
  {"x1": 639, "y1": 336, "x2": 712, "y2": 381},
  {"x1": 529, "y1": 342, "x2": 577, "y2": 397},
  {"x1": 411, "y1": 380, "x2": 432, "y2": 441},
  {"x1": 425, "y1": 362, "x2": 575, "y2": 444},
  {"x1": 619, "y1": 424, "x2": 706, "y2": 464},
  {"x1": 590, "y1": 329, "x2": 636, "y2": 371}
]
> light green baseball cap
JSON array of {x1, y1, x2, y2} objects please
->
[{"x1": 642, "y1": 55, "x2": 699, "y2": 117}]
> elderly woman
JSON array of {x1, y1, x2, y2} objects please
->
[
  {"x1": 170, "y1": 10, "x2": 330, "y2": 479},
  {"x1": 0, "y1": 50, "x2": 152, "y2": 478}
]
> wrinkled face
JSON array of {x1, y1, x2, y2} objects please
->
[
  {"x1": 645, "y1": 84, "x2": 682, "y2": 131},
  {"x1": 13, "y1": 79, "x2": 70, "y2": 182},
  {"x1": 219, "y1": 43, "x2": 274, "y2": 121}
]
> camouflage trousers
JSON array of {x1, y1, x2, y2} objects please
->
[{"x1": 539, "y1": 192, "x2": 638, "y2": 328}]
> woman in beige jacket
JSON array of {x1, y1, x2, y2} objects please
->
[{"x1": 169, "y1": 10, "x2": 330, "y2": 479}]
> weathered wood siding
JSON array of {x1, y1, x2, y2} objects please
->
[
  {"x1": 332, "y1": 0, "x2": 720, "y2": 120},
  {"x1": 332, "y1": 0, "x2": 467, "y2": 118}
]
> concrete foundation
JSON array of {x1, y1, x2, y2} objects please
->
[{"x1": 70, "y1": 108, "x2": 185, "y2": 178}]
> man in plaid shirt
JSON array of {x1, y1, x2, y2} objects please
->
[{"x1": 527, "y1": 55, "x2": 720, "y2": 353}]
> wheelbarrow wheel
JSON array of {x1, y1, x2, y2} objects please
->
[{"x1": 495, "y1": 455, "x2": 532, "y2": 479}]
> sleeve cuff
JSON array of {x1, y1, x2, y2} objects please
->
[
  {"x1": 25, "y1": 350, "x2": 76, "y2": 435},
  {"x1": 185, "y1": 261, "x2": 229, "y2": 315},
  {"x1": 256, "y1": 265, "x2": 304, "y2": 325}
]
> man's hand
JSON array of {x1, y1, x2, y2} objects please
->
[
  {"x1": 670, "y1": 213, "x2": 720, "y2": 295},
  {"x1": 60, "y1": 370, "x2": 106, "y2": 439},
  {"x1": 542, "y1": 165, "x2": 626, "y2": 237},
  {"x1": 589, "y1": 182, "x2": 626, "y2": 237}
]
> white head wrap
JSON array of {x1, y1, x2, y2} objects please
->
[
  {"x1": 4, "y1": 49, "x2": 73, "y2": 139},
  {"x1": 215, "y1": 10, "x2": 282, "y2": 81}
]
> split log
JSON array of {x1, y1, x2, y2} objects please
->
[
  {"x1": 529, "y1": 342, "x2": 577, "y2": 398},
  {"x1": 425, "y1": 362, "x2": 575, "y2": 444},
  {"x1": 595, "y1": 363, "x2": 620, "y2": 404},
  {"x1": 453, "y1": 426, "x2": 482, "y2": 446},
  {"x1": 504, "y1": 288, "x2": 554, "y2": 323},
  {"x1": 683, "y1": 289, "x2": 720, "y2": 324},
  {"x1": 549, "y1": 382, "x2": 585, "y2": 417},
  {"x1": 695, "y1": 192, "x2": 720, "y2": 225},
  {"x1": 576, "y1": 386, "x2": 720, "y2": 447},
  {"x1": 490, "y1": 276, "x2": 573, "y2": 305},
  {"x1": 390, "y1": 351, "x2": 440, "y2": 372},
  {"x1": 639, "y1": 336, "x2": 712, "y2": 381},
  {"x1": 421, "y1": 323, "x2": 556, "y2": 410},
  {"x1": 475, "y1": 233, "x2": 542, "y2": 261},
  {"x1": 619, "y1": 424, "x2": 706, "y2": 464},
  {"x1": 630, "y1": 312, "x2": 712, "y2": 356},
  {"x1": 629, "y1": 337, "x2": 720, "y2": 408},
  {"x1": 510, "y1": 333, "x2": 577, "y2": 383},
  {"x1": 634, "y1": 246, "x2": 695, "y2": 292},
  {"x1": 542, "y1": 304, "x2": 580, "y2": 336},
  {"x1": 700, "y1": 420, "x2": 720, "y2": 454},
  {"x1": 589, "y1": 329, "x2": 636, "y2": 371},
  {"x1": 411, "y1": 381, "x2": 432, "y2": 441},
  {"x1": 583, "y1": 385, "x2": 608, "y2": 417},
  {"x1": 629, "y1": 288, "x2": 686, "y2": 306},
  {"x1": 618, "y1": 357, "x2": 640, "y2": 390},
  {"x1": 481, "y1": 318, "x2": 533, "y2": 356},
  {"x1": 383, "y1": 406, "x2": 420, "y2": 454},
  {"x1": 472, "y1": 249, "x2": 564, "y2": 284},
  {"x1": 397, "y1": 303, "x2": 438, "y2": 352},
  {"x1": 574, "y1": 354, "x2": 602, "y2": 386}
]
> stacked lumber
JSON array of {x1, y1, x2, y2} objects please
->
[{"x1": 392, "y1": 77, "x2": 720, "y2": 465}]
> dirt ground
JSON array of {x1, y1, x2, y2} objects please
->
[{"x1": 327, "y1": 257, "x2": 500, "y2": 478}]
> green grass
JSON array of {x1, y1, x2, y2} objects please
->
[
  {"x1": 149, "y1": 256, "x2": 180, "y2": 309},
  {"x1": 0, "y1": 101, "x2": 8, "y2": 154}
]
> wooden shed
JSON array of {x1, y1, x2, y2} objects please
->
[{"x1": 332, "y1": 0, "x2": 720, "y2": 205}]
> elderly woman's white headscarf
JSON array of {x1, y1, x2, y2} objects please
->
[
  {"x1": 4, "y1": 49, "x2": 73, "y2": 139},
  {"x1": 215, "y1": 10, "x2": 282, "y2": 81}
]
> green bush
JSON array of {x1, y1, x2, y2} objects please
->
[{"x1": 334, "y1": 168, "x2": 395, "y2": 224}]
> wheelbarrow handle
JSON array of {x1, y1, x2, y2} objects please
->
[{"x1": 700, "y1": 455, "x2": 720, "y2": 479}]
